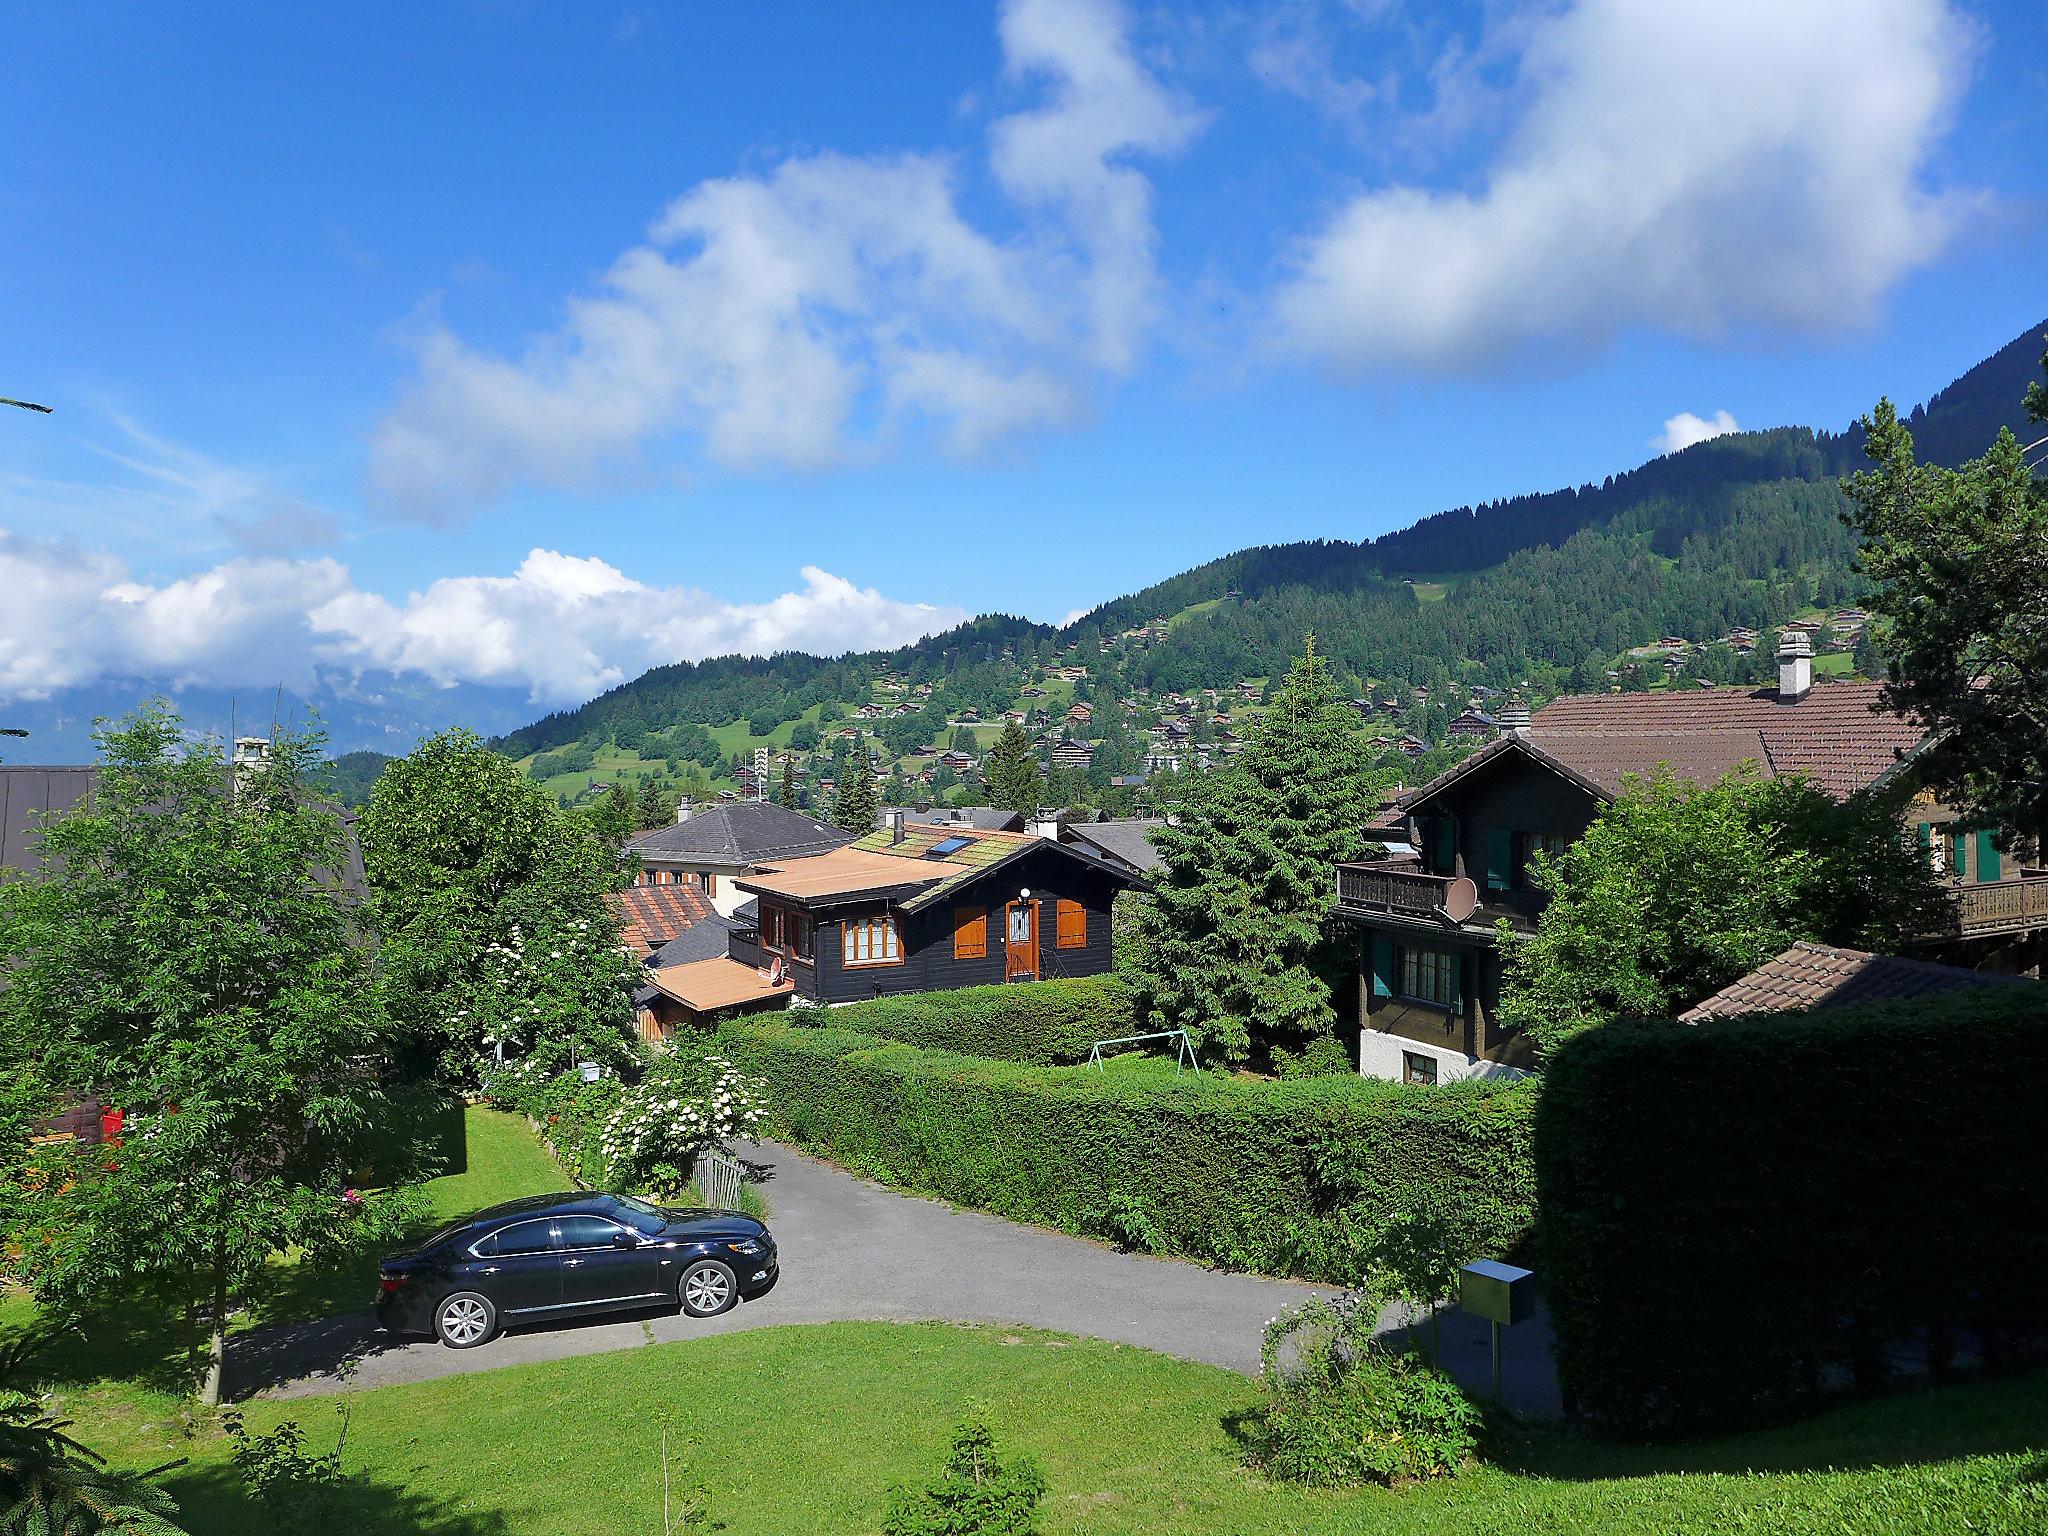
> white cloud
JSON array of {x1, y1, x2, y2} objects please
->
[
  {"x1": 371, "y1": 0, "x2": 1200, "y2": 521},
  {"x1": 1274, "y1": 0, "x2": 1974, "y2": 373},
  {"x1": 1655, "y1": 409, "x2": 1739, "y2": 454},
  {"x1": 0, "y1": 534, "x2": 965, "y2": 706}
]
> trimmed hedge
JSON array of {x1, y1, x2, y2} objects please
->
[
  {"x1": 722, "y1": 1019, "x2": 1537, "y2": 1283},
  {"x1": 1537, "y1": 986, "x2": 2048, "y2": 1438},
  {"x1": 827, "y1": 976, "x2": 1131, "y2": 1065}
]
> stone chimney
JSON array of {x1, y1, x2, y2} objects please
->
[
  {"x1": 1495, "y1": 700, "x2": 1532, "y2": 738},
  {"x1": 675, "y1": 799, "x2": 695, "y2": 824},
  {"x1": 1777, "y1": 630, "x2": 1813, "y2": 701}
]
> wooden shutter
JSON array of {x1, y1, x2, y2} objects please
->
[
  {"x1": 1485, "y1": 828, "x2": 1512, "y2": 891},
  {"x1": 1431, "y1": 815, "x2": 1457, "y2": 875},
  {"x1": 1949, "y1": 831, "x2": 1968, "y2": 880},
  {"x1": 953, "y1": 906, "x2": 988, "y2": 960},
  {"x1": 1917, "y1": 822, "x2": 1933, "y2": 868},
  {"x1": 1055, "y1": 899, "x2": 1087, "y2": 949},
  {"x1": 1976, "y1": 829, "x2": 2002, "y2": 882},
  {"x1": 1369, "y1": 934, "x2": 1395, "y2": 998}
]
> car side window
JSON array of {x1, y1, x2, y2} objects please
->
[
  {"x1": 555, "y1": 1215, "x2": 629, "y2": 1250},
  {"x1": 478, "y1": 1218, "x2": 558, "y2": 1257}
]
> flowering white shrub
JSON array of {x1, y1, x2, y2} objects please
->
[{"x1": 599, "y1": 1051, "x2": 766, "y2": 1198}]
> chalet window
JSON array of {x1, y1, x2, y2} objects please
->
[
  {"x1": 763, "y1": 904, "x2": 812, "y2": 961},
  {"x1": 1400, "y1": 945, "x2": 1461, "y2": 1010},
  {"x1": 791, "y1": 912, "x2": 813, "y2": 961},
  {"x1": 1402, "y1": 1051, "x2": 1438, "y2": 1087},
  {"x1": 842, "y1": 914, "x2": 901, "y2": 967},
  {"x1": 1055, "y1": 899, "x2": 1087, "y2": 950},
  {"x1": 953, "y1": 907, "x2": 988, "y2": 960},
  {"x1": 1485, "y1": 828, "x2": 1513, "y2": 891}
]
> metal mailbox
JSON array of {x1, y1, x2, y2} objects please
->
[{"x1": 1460, "y1": 1259, "x2": 1535, "y2": 1327}]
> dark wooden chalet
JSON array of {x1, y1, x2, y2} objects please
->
[
  {"x1": 636, "y1": 814, "x2": 1140, "y2": 1040},
  {"x1": 1336, "y1": 638, "x2": 2045, "y2": 1085}
]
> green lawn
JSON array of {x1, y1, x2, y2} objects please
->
[
  {"x1": 0, "y1": 1099, "x2": 569, "y2": 1410},
  {"x1": 42, "y1": 1323, "x2": 2048, "y2": 1536}
]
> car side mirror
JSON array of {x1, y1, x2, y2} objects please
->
[{"x1": 612, "y1": 1231, "x2": 640, "y2": 1248}]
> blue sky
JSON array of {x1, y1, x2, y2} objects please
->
[{"x1": 3, "y1": 0, "x2": 2045, "y2": 708}]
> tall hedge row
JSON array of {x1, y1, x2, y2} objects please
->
[
  {"x1": 1537, "y1": 986, "x2": 2048, "y2": 1437},
  {"x1": 828, "y1": 976, "x2": 1130, "y2": 1065},
  {"x1": 722, "y1": 1019, "x2": 1537, "y2": 1283}
]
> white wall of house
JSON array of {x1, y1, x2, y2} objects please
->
[
  {"x1": 1358, "y1": 1027, "x2": 1531, "y2": 1087},
  {"x1": 642, "y1": 859, "x2": 753, "y2": 917}
]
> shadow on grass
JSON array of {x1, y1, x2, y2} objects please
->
[
  {"x1": 1482, "y1": 1366, "x2": 2048, "y2": 1480},
  {"x1": 163, "y1": 1458, "x2": 514, "y2": 1536},
  {"x1": 0, "y1": 1279, "x2": 209, "y2": 1399}
]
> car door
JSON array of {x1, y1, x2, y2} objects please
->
[
  {"x1": 554, "y1": 1214, "x2": 665, "y2": 1310},
  {"x1": 470, "y1": 1217, "x2": 563, "y2": 1315}
]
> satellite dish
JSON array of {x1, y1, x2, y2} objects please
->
[
  {"x1": 1438, "y1": 876, "x2": 1480, "y2": 925},
  {"x1": 767, "y1": 955, "x2": 786, "y2": 986}
]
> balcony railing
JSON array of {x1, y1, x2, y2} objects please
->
[
  {"x1": 1932, "y1": 872, "x2": 2048, "y2": 940},
  {"x1": 1336, "y1": 862, "x2": 1455, "y2": 919}
]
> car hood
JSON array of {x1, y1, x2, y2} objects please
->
[{"x1": 658, "y1": 1208, "x2": 769, "y2": 1241}]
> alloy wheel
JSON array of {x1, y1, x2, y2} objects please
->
[
  {"x1": 683, "y1": 1264, "x2": 733, "y2": 1313},
  {"x1": 440, "y1": 1296, "x2": 490, "y2": 1345}
]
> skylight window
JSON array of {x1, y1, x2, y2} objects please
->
[{"x1": 925, "y1": 836, "x2": 972, "y2": 858}]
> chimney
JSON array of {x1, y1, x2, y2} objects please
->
[
  {"x1": 230, "y1": 735, "x2": 271, "y2": 798},
  {"x1": 1496, "y1": 700, "x2": 1532, "y2": 738},
  {"x1": 1777, "y1": 630, "x2": 1813, "y2": 701},
  {"x1": 1030, "y1": 806, "x2": 1063, "y2": 841},
  {"x1": 888, "y1": 807, "x2": 906, "y2": 844},
  {"x1": 675, "y1": 800, "x2": 695, "y2": 824}
]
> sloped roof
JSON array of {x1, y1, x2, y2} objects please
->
[
  {"x1": 644, "y1": 955, "x2": 793, "y2": 1012},
  {"x1": 625, "y1": 802, "x2": 853, "y2": 865},
  {"x1": 646, "y1": 914, "x2": 738, "y2": 969},
  {"x1": 1401, "y1": 681, "x2": 1929, "y2": 811},
  {"x1": 735, "y1": 821, "x2": 1138, "y2": 911},
  {"x1": 1065, "y1": 818, "x2": 1166, "y2": 875},
  {"x1": 1680, "y1": 941, "x2": 2034, "y2": 1022},
  {"x1": 610, "y1": 882, "x2": 713, "y2": 951}
]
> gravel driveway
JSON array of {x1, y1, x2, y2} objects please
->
[{"x1": 231, "y1": 1141, "x2": 1557, "y2": 1416}]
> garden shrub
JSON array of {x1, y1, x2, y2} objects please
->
[
  {"x1": 829, "y1": 976, "x2": 1130, "y2": 1065},
  {"x1": 720, "y1": 1020, "x2": 1536, "y2": 1282},
  {"x1": 1537, "y1": 986, "x2": 2048, "y2": 1438},
  {"x1": 1244, "y1": 1293, "x2": 1479, "y2": 1488},
  {"x1": 882, "y1": 1415, "x2": 1045, "y2": 1536}
]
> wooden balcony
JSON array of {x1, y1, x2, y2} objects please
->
[
  {"x1": 1336, "y1": 861, "x2": 1455, "y2": 918},
  {"x1": 1932, "y1": 872, "x2": 2048, "y2": 940}
]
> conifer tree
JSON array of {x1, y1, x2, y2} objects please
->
[
  {"x1": 833, "y1": 737, "x2": 878, "y2": 831},
  {"x1": 1132, "y1": 639, "x2": 1392, "y2": 1070},
  {"x1": 983, "y1": 724, "x2": 1045, "y2": 814}
]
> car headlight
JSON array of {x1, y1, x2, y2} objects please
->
[{"x1": 723, "y1": 1239, "x2": 764, "y2": 1256}]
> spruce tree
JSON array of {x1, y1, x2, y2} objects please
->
[
  {"x1": 984, "y1": 724, "x2": 1045, "y2": 814},
  {"x1": 833, "y1": 737, "x2": 878, "y2": 831},
  {"x1": 777, "y1": 757, "x2": 797, "y2": 808},
  {"x1": 1132, "y1": 639, "x2": 1391, "y2": 1070}
]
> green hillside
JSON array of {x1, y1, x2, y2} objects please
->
[{"x1": 491, "y1": 320, "x2": 2045, "y2": 813}]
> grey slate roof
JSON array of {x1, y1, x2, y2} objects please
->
[
  {"x1": 1065, "y1": 818, "x2": 1166, "y2": 875},
  {"x1": 898, "y1": 806, "x2": 1025, "y2": 832},
  {"x1": 625, "y1": 802, "x2": 853, "y2": 864},
  {"x1": 632, "y1": 914, "x2": 742, "y2": 1004},
  {"x1": 1, "y1": 766, "x2": 96, "y2": 878}
]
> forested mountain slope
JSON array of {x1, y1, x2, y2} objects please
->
[{"x1": 499, "y1": 318, "x2": 2045, "y2": 758}]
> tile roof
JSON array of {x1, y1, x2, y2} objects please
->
[
  {"x1": 735, "y1": 820, "x2": 1139, "y2": 911},
  {"x1": 610, "y1": 882, "x2": 713, "y2": 951},
  {"x1": 1680, "y1": 941, "x2": 2034, "y2": 1022},
  {"x1": 1065, "y1": 818, "x2": 1166, "y2": 874},
  {"x1": 625, "y1": 802, "x2": 853, "y2": 865},
  {"x1": 1531, "y1": 681, "x2": 1926, "y2": 798}
]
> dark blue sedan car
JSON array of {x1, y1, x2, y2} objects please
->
[{"x1": 376, "y1": 1191, "x2": 778, "y2": 1348}]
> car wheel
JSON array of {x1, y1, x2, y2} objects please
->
[
  {"x1": 435, "y1": 1291, "x2": 497, "y2": 1348},
  {"x1": 680, "y1": 1259, "x2": 738, "y2": 1317}
]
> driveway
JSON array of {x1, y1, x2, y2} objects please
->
[{"x1": 231, "y1": 1141, "x2": 1559, "y2": 1417}]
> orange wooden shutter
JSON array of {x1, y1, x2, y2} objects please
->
[
  {"x1": 954, "y1": 907, "x2": 987, "y2": 960},
  {"x1": 1055, "y1": 898, "x2": 1086, "y2": 949}
]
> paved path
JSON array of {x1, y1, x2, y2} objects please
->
[{"x1": 231, "y1": 1141, "x2": 1559, "y2": 1417}]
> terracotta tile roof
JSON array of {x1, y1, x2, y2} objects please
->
[
  {"x1": 644, "y1": 955, "x2": 794, "y2": 1012},
  {"x1": 1531, "y1": 681, "x2": 1927, "y2": 798},
  {"x1": 1680, "y1": 941, "x2": 2034, "y2": 1022},
  {"x1": 734, "y1": 821, "x2": 1137, "y2": 910},
  {"x1": 611, "y1": 882, "x2": 713, "y2": 952}
]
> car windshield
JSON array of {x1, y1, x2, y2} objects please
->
[{"x1": 607, "y1": 1193, "x2": 667, "y2": 1232}]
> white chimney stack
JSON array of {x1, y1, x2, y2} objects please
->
[
  {"x1": 1496, "y1": 700, "x2": 1531, "y2": 737},
  {"x1": 1030, "y1": 806, "x2": 1063, "y2": 841},
  {"x1": 675, "y1": 800, "x2": 695, "y2": 824},
  {"x1": 1778, "y1": 630, "x2": 1813, "y2": 701}
]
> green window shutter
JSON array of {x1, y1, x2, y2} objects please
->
[
  {"x1": 1950, "y1": 832, "x2": 1968, "y2": 880},
  {"x1": 1369, "y1": 934, "x2": 1395, "y2": 998},
  {"x1": 1432, "y1": 815, "x2": 1457, "y2": 874},
  {"x1": 1486, "y1": 828, "x2": 1513, "y2": 890},
  {"x1": 1977, "y1": 829, "x2": 2002, "y2": 882},
  {"x1": 1917, "y1": 822, "x2": 1933, "y2": 867}
]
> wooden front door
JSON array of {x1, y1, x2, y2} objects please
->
[{"x1": 1004, "y1": 899, "x2": 1039, "y2": 981}]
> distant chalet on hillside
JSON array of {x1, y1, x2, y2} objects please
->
[
  {"x1": 1336, "y1": 634, "x2": 2047, "y2": 1088},
  {"x1": 624, "y1": 801, "x2": 852, "y2": 917}
]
